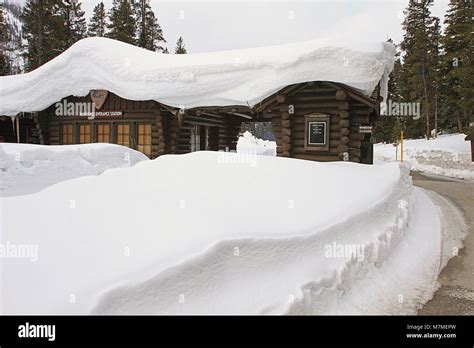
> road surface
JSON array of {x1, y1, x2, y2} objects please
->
[{"x1": 412, "y1": 172, "x2": 474, "y2": 315}]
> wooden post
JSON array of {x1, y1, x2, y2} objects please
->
[
  {"x1": 156, "y1": 110, "x2": 165, "y2": 157},
  {"x1": 16, "y1": 116, "x2": 20, "y2": 143},
  {"x1": 400, "y1": 130, "x2": 404, "y2": 162},
  {"x1": 279, "y1": 104, "x2": 291, "y2": 157}
]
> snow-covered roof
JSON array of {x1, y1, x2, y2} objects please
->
[{"x1": 0, "y1": 37, "x2": 395, "y2": 116}]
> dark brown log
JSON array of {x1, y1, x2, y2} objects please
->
[
  {"x1": 292, "y1": 139, "x2": 340, "y2": 147},
  {"x1": 330, "y1": 124, "x2": 341, "y2": 132},
  {"x1": 335, "y1": 90, "x2": 347, "y2": 100},
  {"x1": 292, "y1": 154, "x2": 339, "y2": 162},
  {"x1": 348, "y1": 140, "x2": 362, "y2": 148},
  {"x1": 340, "y1": 127, "x2": 350, "y2": 136},
  {"x1": 281, "y1": 128, "x2": 291, "y2": 136},
  {"x1": 339, "y1": 119, "x2": 350, "y2": 128},
  {"x1": 291, "y1": 147, "x2": 339, "y2": 155},
  {"x1": 338, "y1": 144, "x2": 349, "y2": 152},
  {"x1": 349, "y1": 148, "x2": 361, "y2": 157},
  {"x1": 281, "y1": 120, "x2": 291, "y2": 128},
  {"x1": 350, "y1": 156, "x2": 361, "y2": 163},
  {"x1": 276, "y1": 95, "x2": 286, "y2": 104},
  {"x1": 340, "y1": 136, "x2": 350, "y2": 144},
  {"x1": 351, "y1": 116, "x2": 370, "y2": 124},
  {"x1": 349, "y1": 133, "x2": 365, "y2": 141},
  {"x1": 339, "y1": 110, "x2": 349, "y2": 118}
]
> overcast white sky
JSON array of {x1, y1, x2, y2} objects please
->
[{"x1": 11, "y1": 0, "x2": 450, "y2": 53}]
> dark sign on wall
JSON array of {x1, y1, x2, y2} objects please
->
[
  {"x1": 308, "y1": 122, "x2": 326, "y2": 145},
  {"x1": 304, "y1": 114, "x2": 330, "y2": 151}
]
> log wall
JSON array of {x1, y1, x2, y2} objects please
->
[{"x1": 266, "y1": 82, "x2": 377, "y2": 163}]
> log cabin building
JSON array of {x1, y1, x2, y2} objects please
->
[{"x1": 0, "y1": 38, "x2": 395, "y2": 164}]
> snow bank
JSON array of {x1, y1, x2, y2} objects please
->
[
  {"x1": 374, "y1": 134, "x2": 474, "y2": 181},
  {"x1": 0, "y1": 37, "x2": 395, "y2": 116},
  {"x1": 0, "y1": 152, "x2": 466, "y2": 314},
  {"x1": 236, "y1": 131, "x2": 276, "y2": 156},
  {"x1": 0, "y1": 143, "x2": 148, "y2": 196}
]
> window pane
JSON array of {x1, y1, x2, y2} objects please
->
[
  {"x1": 62, "y1": 124, "x2": 74, "y2": 145},
  {"x1": 137, "y1": 124, "x2": 152, "y2": 157}
]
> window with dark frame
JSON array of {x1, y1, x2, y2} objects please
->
[
  {"x1": 97, "y1": 124, "x2": 111, "y2": 143},
  {"x1": 79, "y1": 124, "x2": 91, "y2": 144},
  {"x1": 117, "y1": 124, "x2": 130, "y2": 147},
  {"x1": 137, "y1": 124, "x2": 152, "y2": 158},
  {"x1": 61, "y1": 124, "x2": 74, "y2": 145}
]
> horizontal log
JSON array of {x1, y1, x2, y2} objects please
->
[
  {"x1": 349, "y1": 148, "x2": 361, "y2": 157},
  {"x1": 339, "y1": 119, "x2": 350, "y2": 128},
  {"x1": 340, "y1": 136, "x2": 350, "y2": 144},
  {"x1": 335, "y1": 90, "x2": 347, "y2": 100},
  {"x1": 282, "y1": 143, "x2": 291, "y2": 152},
  {"x1": 330, "y1": 124, "x2": 341, "y2": 132},
  {"x1": 282, "y1": 128, "x2": 291, "y2": 136},
  {"x1": 294, "y1": 102, "x2": 349, "y2": 109},
  {"x1": 292, "y1": 154, "x2": 340, "y2": 162},
  {"x1": 350, "y1": 116, "x2": 370, "y2": 124},
  {"x1": 281, "y1": 120, "x2": 291, "y2": 128},
  {"x1": 338, "y1": 144, "x2": 349, "y2": 152},
  {"x1": 291, "y1": 147, "x2": 339, "y2": 155},
  {"x1": 340, "y1": 127, "x2": 350, "y2": 136},
  {"x1": 292, "y1": 139, "x2": 340, "y2": 148},
  {"x1": 349, "y1": 133, "x2": 365, "y2": 141},
  {"x1": 348, "y1": 140, "x2": 362, "y2": 148},
  {"x1": 339, "y1": 110, "x2": 349, "y2": 119},
  {"x1": 282, "y1": 135, "x2": 291, "y2": 144},
  {"x1": 350, "y1": 156, "x2": 361, "y2": 163}
]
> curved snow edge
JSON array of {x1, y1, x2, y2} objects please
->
[{"x1": 89, "y1": 164, "x2": 422, "y2": 314}]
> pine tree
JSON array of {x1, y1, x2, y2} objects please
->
[
  {"x1": 134, "y1": 0, "x2": 165, "y2": 51},
  {"x1": 107, "y1": 0, "x2": 136, "y2": 45},
  {"x1": 375, "y1": 39, "x2": 402, "y2": 143},
  {"x1": 399, "y1": 0, "x2": 441, "y2": 138},
  {"x1": 59, "y1": 0, "x2": 87, "y2": 50},
  {"x1": 88, "y1": 1, "x2": 107, "y2": 37},
  {"x1": 174, "y1": 36, "x2": 187, "y2": 54},
  {"x1": 0, "y1": 6, "x2": 12, "y2": 76},
  {"x1": 162, "y1": 47, "x2": 169, "y2": 54},
  {"x1": 440, "y1": 0, "x2": 473, "y2": 132},
  {"x1": 22, "y1": 0, "x2": 63, "y2": 71}
]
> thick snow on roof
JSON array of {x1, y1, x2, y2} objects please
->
[{"x1": 0, "y1": 37, "x2": 395, "y2": 116}]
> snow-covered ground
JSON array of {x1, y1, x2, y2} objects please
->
[
  {"x1": 0, "y1": 147, "x2": 467, "y2": 314},
  {"x1": 374, "y1": 134, "x2": 474, "y2": 181},
  {"x1": 0, "y1": 143, "x2": 148, "y2": 196}
]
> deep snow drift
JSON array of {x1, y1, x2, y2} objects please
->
[
  {"x1": 0, "y1": 143, "x2": 148, "y2": 196},
  {"x1": 0, "y1": 37, "x2": 395, "y2": 115},
  {"x1": 0, "y1": 151, "x2": 466, "y2": 314},
  {"x1": 374, "y1": 134, "x2": 473, "y2": 181}
]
